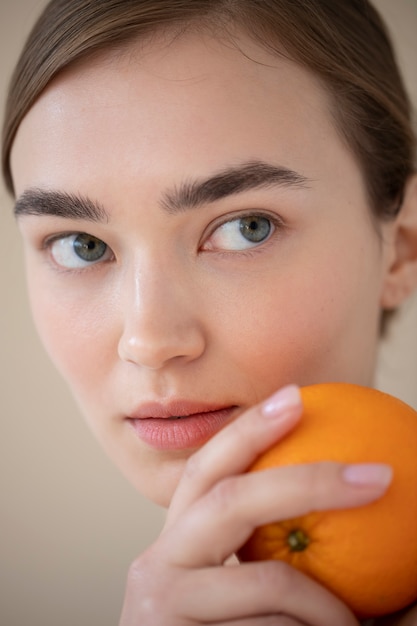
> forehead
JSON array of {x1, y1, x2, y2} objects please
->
[
  {"x1": 28, "y1": 29, "x2": 331, "y2": 118},
  {"x1": 10, "y1": 30, "x2": 355, "y2": 199}
]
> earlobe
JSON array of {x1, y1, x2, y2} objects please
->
[{"x1": 380, "y1": 173, "x2": 417, "y2": 310}]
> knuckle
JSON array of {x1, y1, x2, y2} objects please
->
[
  {"x1": 182, "y1": 448, "x2": 202, "y2": 481},
  {"x1": 126, "y1": 552, "x2": 153, "y2": 588},
  {"x1": 208, "y1": 475, "x2": 242, "y2": 511},
  {"x1": 255, "y1": 559, "x2": 297, "y2": 595},
  {"x1": 232, "y1": 410, "x2": 252, "y2": 436},
  {"x1": 125, "y1": 553, "x2": 176, "y2": 620},
  {"x1": 232, "y1": 409, "x2": 265, "y2": 450},
  {"x1": 301, "y1": 461, "x2": 334, "y2": 504}
]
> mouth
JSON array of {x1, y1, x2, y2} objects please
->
[
  {"x1": 166, "y1": 415, "x2": 191, "y2": 420},
  {"x1": 127, "y1": 402, "x2": 239, "y2": 451}
]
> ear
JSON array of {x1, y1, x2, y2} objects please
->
[{"x1": 380, "y1": 173, "x2": 417, "y2": 310}]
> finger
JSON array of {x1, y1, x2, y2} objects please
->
[
  {"x1": 174, "y1": 561, "x2": 357, "y2": 626},
  {"x1": 163, "y1": 461, "x2": 391, "y2": 566},
  {"x1": 167, "y1": 385, "x2": 303, "y2": 525}
]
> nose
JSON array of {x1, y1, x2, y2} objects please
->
[{"x1": 117, "y1": 261, "x2": 206, "y2": 370}]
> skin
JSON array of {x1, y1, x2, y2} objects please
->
[{"x1": 10, "y1": 30, "x2": 417, "y2": 625}]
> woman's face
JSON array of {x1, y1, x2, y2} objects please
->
[{"x1": 11, "y1": 32, "x2": 395, "y2": 506}]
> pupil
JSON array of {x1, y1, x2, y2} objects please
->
[
  {"x1": 74, "y1": 234, "x2": 107, "y2": 261},
  {"x1": 239, "y1": 216, "x2": 271, "y2": 243}
]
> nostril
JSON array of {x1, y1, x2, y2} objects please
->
[{"x1": 117, "y1": 324, "x2": 206, "y2": 370}]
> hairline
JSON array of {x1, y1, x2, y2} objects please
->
[{"x1": 8, "y1": 17, "x2": 377, "y2": 217}]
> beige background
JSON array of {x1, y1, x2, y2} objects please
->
[{"x1": 0, "y1": 2, "x2": 416, "y2": 625}]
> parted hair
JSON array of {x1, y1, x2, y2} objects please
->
[{"x1": 2, "y1": 0, "x2": 416, "y2": 223}]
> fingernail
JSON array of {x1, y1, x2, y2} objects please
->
[
  {"x1": 262, "y1": 385, "x2": 302, "y2": 417},
  {"x1": 342, "y1": 463, "x2": 393, "y2": 488}
]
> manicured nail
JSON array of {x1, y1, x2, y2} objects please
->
[
  {"x1": 262, "y1": 385, "x2": 302, "y2": 417},
  {"x1": 343, "y1": 463, "x2": 393, "y2": 488}
]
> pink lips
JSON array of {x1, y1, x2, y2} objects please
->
[{"x1": 127, "y1": 401, "x2": 238, "y2": 450}]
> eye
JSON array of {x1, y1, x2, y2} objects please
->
[
  {"x1": 48, "y1": 233, "x2": 112, "y2": 269},
  {"x1": 203, "y1": 214, "x2": 275, "y2": 252}
]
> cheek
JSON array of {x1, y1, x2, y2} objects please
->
[
  {"x1": 208, "y1": 249, "x2": 382, "y2": 391},
  {"x1": 27, "y1": 273, "x2": 117, "y2": 395},
  {"x1": 215, "y1": 280, "x2": 337, "y2": 376}
]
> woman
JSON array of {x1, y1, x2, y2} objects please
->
[{"x1": 3, "y1": 0, "x2": 417, "y2": 623}]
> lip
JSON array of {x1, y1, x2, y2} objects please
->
[{"x1": 127, "y1": 401, "x2": 239, "y2": 450}]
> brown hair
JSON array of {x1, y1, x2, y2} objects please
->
[{"x1": 2, "y1": 0, "x2": 416, "y2": 222}]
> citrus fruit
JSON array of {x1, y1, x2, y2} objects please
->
[{"x1": 239, "y1": 383, "x2": 417, "y2": 618}]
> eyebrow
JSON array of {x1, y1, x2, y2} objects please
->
[
  {"x1": 161, "y1": 160, "x2": 309, "y2": 213},
  {"x1": 14, "y1": 160, "x2": 309, "y2": 221},
  {"x1": 14, "y1": 189, "x2": 108, "y2": 222}
]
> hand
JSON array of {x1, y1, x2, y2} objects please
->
[{"x1": 119, "y1": 386, "x2": 391, "y2": 625}]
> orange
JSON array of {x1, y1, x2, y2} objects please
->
[{"x1": 239, "y1": 383, "x2": 417, "y2": 618}]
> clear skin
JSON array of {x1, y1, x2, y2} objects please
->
[{"x1": 10, "y1": 31, "x2": 417, "y2": 626}]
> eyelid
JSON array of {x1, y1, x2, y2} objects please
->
[
  {"x1": 42, "y1": 230, "x2": 114, "y2": 271},
  {"x1": 204, "y1": 209, "x2": 284, "y2": 235},
  {"x1": 200, "y1": 209, "x2": 285, "y2": 251},
  {"x1": 42, "y1": 230, "x2": 81, "y2": 249}
]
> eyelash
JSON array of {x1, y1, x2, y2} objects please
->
[
  {"x1": 41, "y1": 209, "x2": 284, "y2": 272},
  {"x1": 201, "y1": 210, "x2": 285, "y2": 254},
  {"x1": 42, "y1": 231, "x2": 114, "y2": 273}
]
